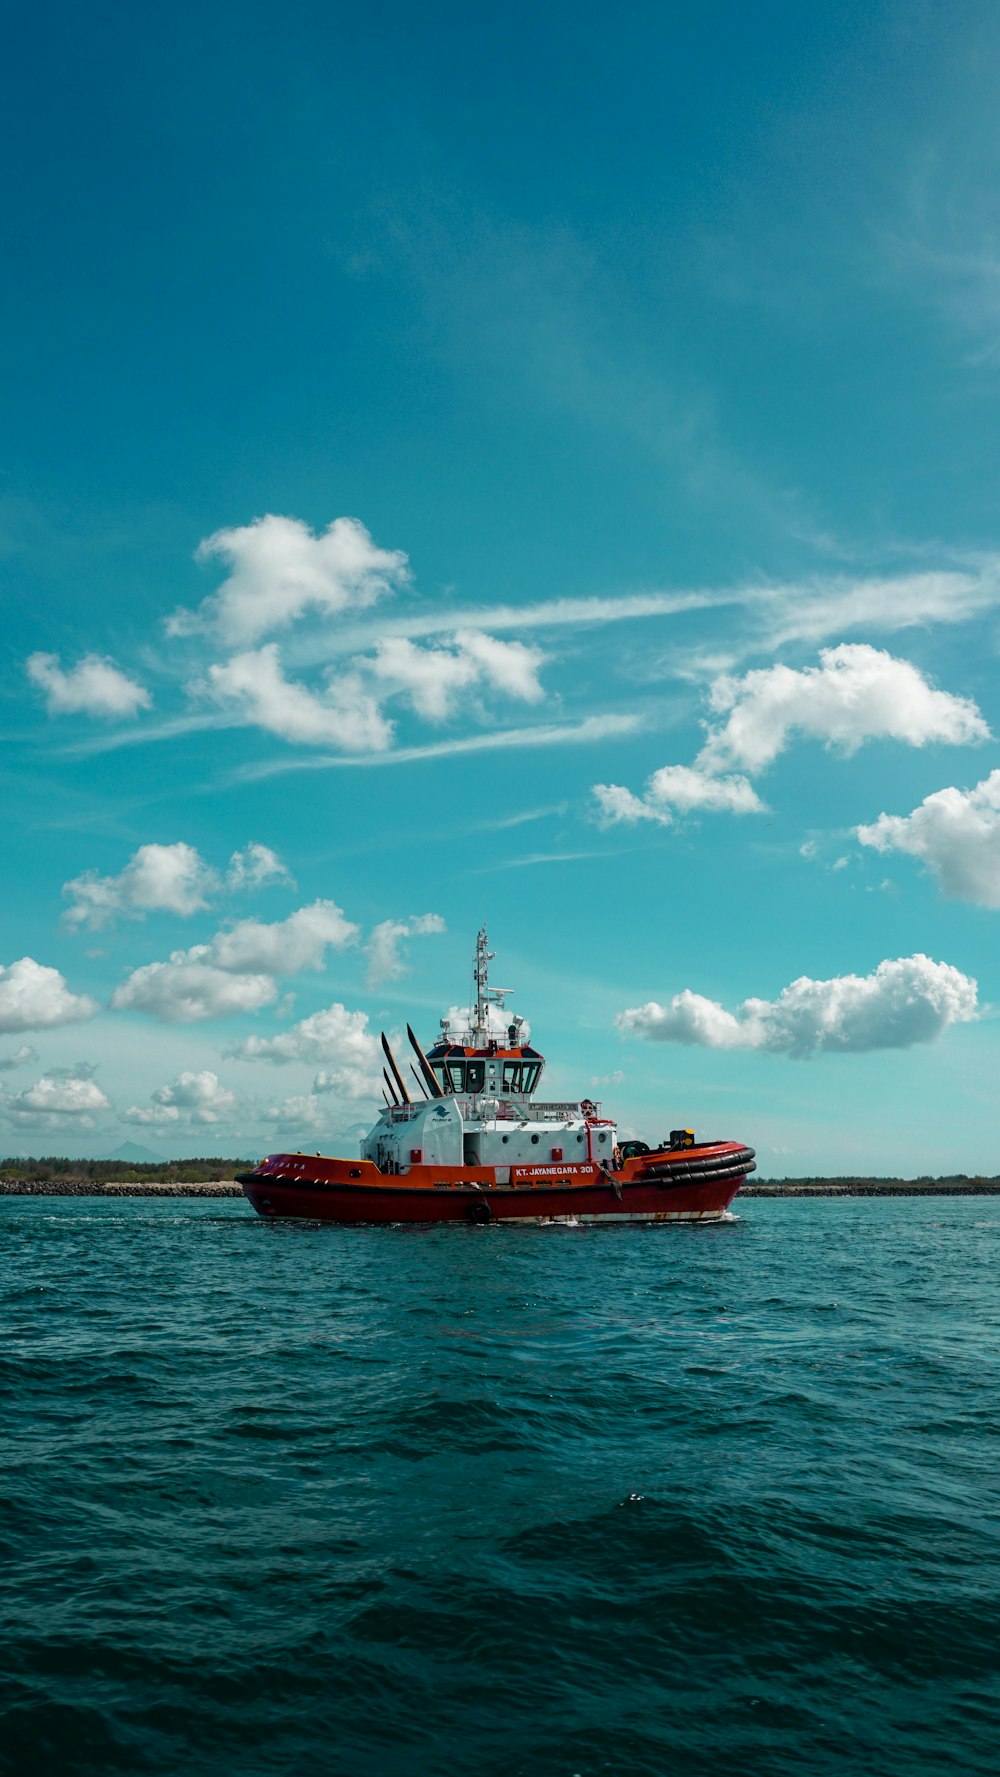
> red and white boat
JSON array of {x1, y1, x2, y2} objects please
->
[{"x1": 239, "y1": 928, "x2": 755, "y2": 1225}]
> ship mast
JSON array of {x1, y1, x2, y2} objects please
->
[{"x1": 471, "y1": 925, "x2": 512, "y2": 1047}]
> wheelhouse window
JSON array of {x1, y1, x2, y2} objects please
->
[
  {"x1": 501, "y1": 1060, "x2": 541, "y2": 1095},
  {"x1": 438, "y1": 1058, "x2": 487, "y2": 1093}
]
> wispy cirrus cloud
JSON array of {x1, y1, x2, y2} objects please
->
[
  {"x1": 231, "y1": 711, "x2": 644, "y2": 782},
  {"x1": 365, "y1": 914, "x2": 446, "y2": 986}
]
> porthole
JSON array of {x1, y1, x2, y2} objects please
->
[
  {"x1": 502, "y1": 1134, "x2": 509, "y2": 1144},
  {"x1": 577, "y1": 1133, "x2": 584, "y2": 1142},
  {"x1": 531, "y1": 1134, "x2": 540, "y2": 1144},
  {"x1": 598, "y1": 1132, "x2": 607, "y2": 1143}
]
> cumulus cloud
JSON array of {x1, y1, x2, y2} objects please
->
[
  {"x1": 366, "y1": 632, "x2": 545, "y2": 721},
  {"x1": 440, "y1": 1002, "x2": 532, "y2": 1043},
  {"x1": 594, "y1": 765, "x2": 765, "y2": 826},
  {"x1": 226, "y1": 843, "x2": 294, "y2": 892},
  {"x1": 123, "y1": 1070, "x2": 237, "y2": 1127},
  {"x1": 366, "y1": 636, "x2": 479, "y2": 721},
  {"x1": 616, "y1": 954, "x2": 978, "y2": 1057},
  {"x1": 197, "y1": 644, "x2": 393, "y2": 751},
  {"x1": 65, "y1": 840, "x2": 296, "y2": 930},
  {"x1": 263, "y1": 1093, "x2": 328, "y2": 1130},
  {"x1": 591, "y1": 647, "x2": 980, "y2": 830},
  {"x1": 229, "y1": 1001, "x2": 378, "y2": 1099},
  {"x1": 858, "y1": 770, "x2": 1000, "y2": 908},
  {"x1": 26, "y1": 652, "x2": 152, "y2": 720},
  {"x1": 168, "y1": 514, "x2": 409, "y2": 644},
  {"x1": 2, "y1": 1068, "x2": 110, "y2": 1125},
  {"x1": 365, "y1": 914, "x2": 446, "y2": 986},
  {"x1": 208, "y1": 900, "x2": 358, "y2": 975},
  {"x1": 110, "y1": 948, "x2": 277, "y2": 1023},
  {"x1": 64, "y1": 842, "x2": 219, "y2": 930},
  {"x1": 0, "y1": 958, "x2": 98, "y2": 1032},
  {"x1": 699, "y1": 644, "x2": 989, "y2": 775},
  {"x1": 0, "y1": 1044, "x2": 38, "y2": 1072}
]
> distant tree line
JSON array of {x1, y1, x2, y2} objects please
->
[
  {"x1": 755, "y1": 1173, "x2": 999, "y2": 1187},
  {"x1": 0, "y1": 1157, "x2": 254, "y2": 1184}
]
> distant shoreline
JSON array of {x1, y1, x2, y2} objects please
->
[
  {"x1": 2, "y1": 1177, "x2": 999, "y2": 1200},
  {"x1": 0, "y1": 1180, "x2": 244, "y2": 1197},
  {"x1": 743, "y1": 1180, "x2": 1000, "y2": 1197}
]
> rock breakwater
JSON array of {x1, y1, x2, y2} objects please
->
[
  {"x1": 744, "y1": 1179, "x2": 1000, "y2": 1197},
  {"x1": 0, "y1": 1179, "x2": 243, "y2": 1197}
]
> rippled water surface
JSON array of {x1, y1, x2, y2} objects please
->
[{"x1": 3, "y1": 1196, "x2": 1000, "y2": 1776}]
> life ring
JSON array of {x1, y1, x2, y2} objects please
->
[
  {"x1": 468, "y1": 1198, "x2": 492, "y2": 1225},
  {"x1": 580, "y1": 1098, "x2": 597, "y2": 1118}
]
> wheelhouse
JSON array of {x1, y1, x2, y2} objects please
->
[{"x1": 425, "y1": 1043, "x2": 545, "y2": 1099}]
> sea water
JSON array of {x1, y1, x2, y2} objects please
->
[{"x1": 2, "y1": 1195, "x2": 999, "y2": 1776}]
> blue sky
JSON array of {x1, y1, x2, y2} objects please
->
[{"x1": 3, "y1": 0, "x2": 1000, "y2": 1172}]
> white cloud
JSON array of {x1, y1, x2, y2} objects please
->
[
  {"x1": 208, "y1": 900, "x2": 358, "y2": 975},
  {"x1": 858, "y1": 769, "x2": 1000, "y2": 908},
  {"x1": 263, "y1": 1093, "x2": 329, "y2": 1130},
  {"x1": 235, "y1": 712, "x2": 643, "y2": 780},
  {"x1": 226, "y1": 843, "x2": 294, "y2": 892},
  {"x1": 756, "y1": 565, "x2": 1000, "y2": 651},
  {"x1": 198, "y1": 644, "x2": 394, "y2": 751},
  {"x1": 0, "y1": 958, "x2": 98, "y2": 1032},
  {"x1": 169, "y1": 514, "x2": 409, "y2": 644},
  {"x1": 699, "y1": 644, "x2": 989, "y2": 775},
  {"x1": 365, "y1": 914, "x2": 446, "y2": 986},
  {"x1": 64, "y1": 842, "x2": 219, "y2": 930},
  {"x1": 453, "y1": 630, "x2": 546, "y2": 702},
  {"x1": 441, "y1": 1003, "x2": 532, "y2": 1043},
  {"x1": 617, "y1": 954, "x2": 978, "y2": 1057},
  {"x1": 366, "y1": 636, "x2": 479, "y2": 720},
  {"x1": 592, "y1": 647, "x2": 979, "y2": 832},
  {"x1": 110, "y1": 948, "x2": 278, "y2": 1023},
  {"x1": 123, "y1": 1070, "x2": 237, "y2": 1127},
  {"x1": 3, "y1": 1071, "x2": 110, "y2": 1124},
  {"x1": 26, "y1": 651, "x2": 152, "y2": 720},
  {"x1": 0, "y1": 1044, "x2": 38, "y2": 1071},
  {"x1": 229, "y1": 1001, "x2": 378, "y2": 1099},
  {"x1": 593, "y1": 784, "x2": 669, "y2": 827},
  {"x1": 593, "y1": 765, "x2": 765, "y2": 827},
  {"x1": 198, "y1": 630, "x2": 545, "y2": 754}
]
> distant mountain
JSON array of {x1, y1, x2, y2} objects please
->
[{"x1": 106, "y1": 1140, "x2": 164, "y2": 1164}]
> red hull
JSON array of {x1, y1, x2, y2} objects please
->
[{"x1": 239, "y1": 1144, "x2": 754, "y2": 1225}]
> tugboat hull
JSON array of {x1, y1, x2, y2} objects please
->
[{"x1": 238, "y1": 1144, "x2": 755, "y2": 1225}]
